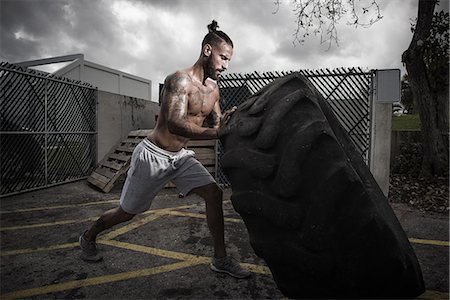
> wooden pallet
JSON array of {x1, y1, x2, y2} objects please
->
[{"x1": 88, "y1": 130, "x2": 217, "y2": 192}]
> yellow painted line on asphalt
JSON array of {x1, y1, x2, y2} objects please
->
[
  {"x1": 419, "y1": 290, "x2": 450, "y2": 300},
  {"x1": 0, "y1": 242, "x2": 78, "y2": 256},
  {"x1": 2, "y1": 239, "x2": 270, "y2": 278},
  {"x1": 0, "y1": 198, "x2": 227, "y2": 215},
  {"x1": 3, "y1": 205, "x2": 448, "y2": 249},
  {"x1": 0, "y1": 217, "x2": 98, "y2": 231},
  {"x1": 157, "y1": 209, "x2": 243, "y2": 223},
  {"x1": 100, "y1": 240, "x2": 271, "y2": 275},
  {"x1": 241, "y1": 262, "x2": 271, "y2": 275},
  {"x1": 142, "y1": 204, "x2": 198, "y2": 216},
  {"x1": 0, "y1": 199, "x2": 119, "y2": 214},
  {"x1": 409, "y1": 238, "x2": 449, "y2": 247},
  {"x1": 0, "y1": 204, "x2": 197, "y2": 232},
  {"x1": 1, "y1": 260, "x2": 204, "y2": 300},
  {"x1": 99, "y1": 204, "x2": 199, "y2": 240},
  {"x1": 99, "y1": 239, "x2": 210, "y2": 263},
  {"x1": 99, "y1": 214, "x2": 163, "y2": 240}
]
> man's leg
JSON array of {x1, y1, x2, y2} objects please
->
[
  {"x1": 191, "y1": 183, "x2": 226, "y2": 258},
  {"x1": 80, "y1": 206, "x2": 134, "y2": 261},
  {"x1": 84, "y1": 206, "x2": 135, "y2": 241},
  {"x1": 191, "y1": 183, "x2": 250, "y2": 278}
]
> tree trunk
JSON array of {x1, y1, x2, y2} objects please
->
[{"x1": 402, "y1": 0, "x2": 449, "y2": 177}]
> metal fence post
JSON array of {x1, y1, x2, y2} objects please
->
[
  {"x1": 369, "y1": 70, "x2": 399, "y2": 196},
  {"x1": 44, "y1": 76, "x2": 49, "y2": 186}
]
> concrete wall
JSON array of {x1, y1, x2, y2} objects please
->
[{"x1": 97, "y1": 90, "x2": 159, "y2": 161}]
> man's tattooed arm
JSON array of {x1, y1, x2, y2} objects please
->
[
  {"x1": 164, "y1": 72, "x2": 218, "y2": 139},
  {"x1": 205, "y1": 110, "x2": 220, "y2": 128}
]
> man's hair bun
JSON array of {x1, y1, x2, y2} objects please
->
[
  {"x1": 207, "y1": 20, "x2": 219, "y2": 33},
  {"x1": 202, "y1": 20, "x2": 233, "y2": 48}
]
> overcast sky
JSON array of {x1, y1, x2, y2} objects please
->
[{"x1": 1, "y1": 0, "x2": 447, "y2": 101}]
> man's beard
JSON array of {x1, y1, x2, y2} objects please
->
[{"x1": 205, "y1": 56, "x2": 218, "y2": 81}]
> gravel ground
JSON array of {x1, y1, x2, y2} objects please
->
[{"x1": 389, "y1": 174, "x2": 449, "y2": 215}]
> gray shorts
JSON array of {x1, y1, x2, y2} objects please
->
[{"x1": 120, "y1": 138, "x2": 216, "y2": 214}]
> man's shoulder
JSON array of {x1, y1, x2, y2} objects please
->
[
  {"x1": 164, "y1": 71, "x2": 192, "y2": 92},
  {"x1": 165, "y1": 70, "x2": 191, "y2": 84},
  {"x1": 205, "y1": 78, "x2": 219, "y2": 89}
]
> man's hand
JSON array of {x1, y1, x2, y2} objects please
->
[
  {"x1": 220, "y1": 106, "x2": 237, "y2": 125},
  {"x1": 218, "y1": 106, "x2": 237, "y2": 138}
]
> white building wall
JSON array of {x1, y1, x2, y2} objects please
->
[
  {"x1": 54, "y1": 58, "x2": 152, "y2": 101},
  {"x1": 121, "y1": 75, "x2": 151, "y2": 101},
  {"x1": 84, "y1": 64, "x2": 120, "y2": 94}
]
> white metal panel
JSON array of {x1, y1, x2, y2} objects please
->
[
  {"x1": 60, "y1": 65, "x2": 81, "y2": 81},
  {"x1": 84, "y1": 65, "x2": 120, "y2": 94},
  {"x1": 48, "y1": 55, "x2": 152, "y2": 100},
  {"x1": 373, "y1": 69, "x2": 400, "y2": 103},
  {"x1": 121, "y1": 75, "x2": 151, "y2": 100}
]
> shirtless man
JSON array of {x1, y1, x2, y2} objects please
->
[{"x1": 79, "y1": 21, "x2": 250, "y2": 279}]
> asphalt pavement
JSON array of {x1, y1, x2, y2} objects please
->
[{"x1": 0, "y1": 180, "x2": 448, "y2": 299}]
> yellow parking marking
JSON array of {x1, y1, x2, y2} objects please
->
[
  {"x1": 409, "y1": 238, "x2": 449, "y2": 247},
  {"x1": 0, "y1": 204, "x2": 197, "y2": 232},
  {"x1": 1, "y1": 260, "x2": 204, "y2": 300},
  {"x1": 0, "y1": 196, "x2": 212, "y2": 215},
  {"x1": 100, "y1": 240, "x2": 271, "y2": 275},
  {"x1": 1, "y1": 242, "x2": 77, "y2": 256},
  {"x1": 142, "y1": 204, "x2": 197, "y2": 216},
  {"x1": 2, "y1": 195, "x2": 448, "y2": 299},
  {"x1": 2, "y1": 240, "x2": 271, "y2": 299},
  {"x1": 3, "y1": 209, "x2": 448, "y2": 249},
  {"x1": 1, "y1": 238, "x2": 266, "y2": 276},
  {"x1": 3, "y1": 204, "x2": 448, "y2": 250},
  {"x1": 0, "y1": 217, "x2": 98, "y2": 231},
  {"x1": 100, "y1": 204, "x2": 199, "y2": 240},
  {"x1": 99, "y1": 214, "x2": 163, "y2": 240},
  {"x1": 419, "y1": 289, "x2": 450, "y2": 300},
  {"x1": 99, "y1": 239, "x2": 210, "y2": 263},
  {"x1": 241, "y1": 263, "x2": 271, "y2": 275},
  {"x1": 156, "y1": 209, "x2": 243, "y2": 223},
  {"x1": 0, "y1": 199, "x2": 119, "y2": 214}
]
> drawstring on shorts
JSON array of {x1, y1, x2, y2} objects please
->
[{"x1": 142, "y1": 138, "x2": 194, "y2": 170}]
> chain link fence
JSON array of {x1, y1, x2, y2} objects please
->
[
  {"x1": 0, "y1": 62, "x2": 97, "y2": 197},
  {"x1": 217, "y1": 68, "x2": 373, "y2": 186}
]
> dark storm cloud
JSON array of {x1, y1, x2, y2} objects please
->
[
  {"x1": 0, "y1": 0, "x2": 421, "y2": 101},
  {"x1": 63, "y1": 1, "x2": 119, "y2": 45},
  {"x1": 1, "y1": 0, "x2": 69, "y2": 61},
  {"x1": 0, "y1": 0, "x2": 123, "y2": 63}
]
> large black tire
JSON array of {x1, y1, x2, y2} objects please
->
[{"x1": 220, "y1": 73, "x2": 424, "y2": 299}]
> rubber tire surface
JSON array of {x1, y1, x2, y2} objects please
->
[{"x1": 220, "y1": 73, "x2": 424, "y2": 299}]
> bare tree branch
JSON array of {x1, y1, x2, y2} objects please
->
[{"x1": 275, "y1": 0, "x2": 383, "y2": 48}]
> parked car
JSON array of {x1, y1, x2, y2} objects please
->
[{"x1": 393, "y1": 102, "x2": 408, "y2": 116}]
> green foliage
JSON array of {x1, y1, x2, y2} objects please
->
[
  {"x1": 392, "y1": 114, "x2": 421, "y2": 131},
  {"x1": 423, "y1": 10, "x2": 449, "y2": 89},
  {"x1": 411, "y1": 9, "x2": 449, "y2": 89},
  {"x1": 391, "y1": 142, "x2": 423, "y2": 176}
]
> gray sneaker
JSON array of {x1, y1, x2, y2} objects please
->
[
  {"x1": 79, "y1": 231, "x2": 103, "y2": 262},
  {"x1": 210, "y1": 256, "x2": 251, "y2": 279}
]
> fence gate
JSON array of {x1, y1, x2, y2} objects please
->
[
  {"x1": 217, "y1": 67, "x2": 373, "y2": 186},
  {"x1": 0, "y1": 62, "x2": 97, "y2": 197}
]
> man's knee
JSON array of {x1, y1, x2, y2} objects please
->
[
  {"x1": 194, "y1": 183, "x2": 223, "y2": 201},
  {"x1": 208, "y1": 183, "x2": 223, "y2": 199},
  {"x1": 117, "y1": 206, "x2": 135, "y2": 222}
]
